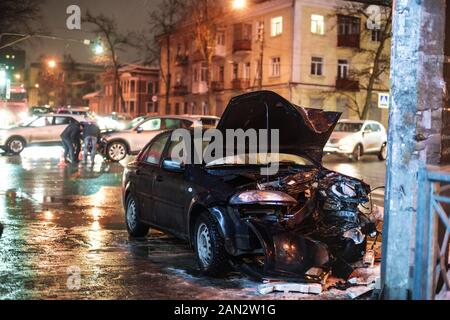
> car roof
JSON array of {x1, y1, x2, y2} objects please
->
[{"x1": 142, "y1": 115, "x2": 219, "y2": 121}]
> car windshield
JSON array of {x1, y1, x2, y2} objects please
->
[
  {"x1": 123, "y1": 116, "x2": 146, "y2": 130},
  {"x1": 335, "y1": 123, "x2": 363, "y2": 133},
  {"x1": 20, "y1": 116, "x2": 39, "y2": 127},
  {"x1": 205, "y1": 153, "x2": 315, "y2": 168}
]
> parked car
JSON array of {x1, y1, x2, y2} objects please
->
[
  {"x1": 122, "y1": 91, "x2": 377, "y2": 279},
  {"x1": 0, "y1": 114, "x2": 84, "y2": 154},
  {"x1": 324, "y1": 120, "x2": 387, "y2": 161},
  {"x1": 97, "y1": 113, "x2": 133, "y2": 131},
  {"x1": 100, "y1": 115, "x2": 220, "y2": 162},
  {"x1": 56, "y1": 106, "x2": 92, "y2": 117}
]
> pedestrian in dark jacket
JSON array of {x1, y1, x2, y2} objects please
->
[
  {"x1": 82, "y1": 116, "x2": 101, "y2": 163},
  {"x1": 60, "y1": 120, "x2": 81, "y2": 163}
]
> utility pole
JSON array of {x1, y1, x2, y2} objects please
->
[{"x1": 381, "y1": 0, "x2": 446, "y2": 299}]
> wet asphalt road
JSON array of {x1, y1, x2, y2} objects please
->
[{"x1": 0, "y1": 147, "x2": 385, "y2": 300}]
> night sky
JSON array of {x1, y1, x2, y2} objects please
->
[{"x1": 21, "y1": 0, "x2": 161, "y2": 65}]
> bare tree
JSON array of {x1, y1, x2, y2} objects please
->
[
  {"x1": 148, "y1": 0, "x2": 185, "y2": 114},
  {"x1": 0, "y1": 0, "x2": 43, "y2": 36},
  {"x1": 83, "y1": 11, "x2": 136, "y2": 113},
  {"x1": 186, "y1": 0, "x2": 223, "y2": 115},
  {"x1": 324, "y1": 2, "x2": 392, "y2": 119}
]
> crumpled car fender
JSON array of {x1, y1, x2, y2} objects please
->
[{"x1": 246, "y1": 219, "x2": 330, "y2": 277}]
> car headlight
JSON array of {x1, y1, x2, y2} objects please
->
[{"x1": 230, "y1": 190, "x2": 297, "y2": 206}]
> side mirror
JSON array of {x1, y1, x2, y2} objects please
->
[
  {"x1": 162, "y1": 158, "x2": 185, "y2": 173},
  {"x1": 136, "y1": 127, "x2": 143, "y2": 134}
]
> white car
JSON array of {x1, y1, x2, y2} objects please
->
[
  {"x1": 100, "y1": 115, "x2": 220, "y2": 162},
  {"x1": 0, "y1": 114, "x2": 85, "y2": 154},
  {"x1": 324, "y1": 120, "x2": 388, "y2": 161}
]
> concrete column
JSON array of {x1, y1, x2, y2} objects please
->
[{"x1": 382, "y1": 0, "x2": 446, "y2": 299}]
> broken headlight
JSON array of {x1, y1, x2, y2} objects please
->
[
  {"x1": 342, "y1": 228, "x2": 365, "y2": 245},
  {"x1": 230, "y1": 191, "x2": 297, "y2": 206}
]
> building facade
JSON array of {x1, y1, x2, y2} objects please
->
[
  {"x1": 158, "y1": 0, "x2": 390, "y2": 126},
  {"x1": 87, "y1": 64, "x2": 159, "y2": 118}
]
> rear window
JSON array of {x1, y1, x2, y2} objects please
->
[
  {"x1": 335, "y1": 123, "x2": 363, "y2": 133},
  {"x1": 201, "y1": 118, "x2": 217, "y2": 127}
]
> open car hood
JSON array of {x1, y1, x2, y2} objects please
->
[{"x1": 216, "y1": 91, "x2": 341, "y2": 164}]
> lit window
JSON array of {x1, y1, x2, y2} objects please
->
[
  {"x1": 11, "y1": 55, "x2": 15, "y2": 59},
  {"x1": 311, "y1": 15, "x2": 325, "y2": 35},
  {"x1": 270, "y1": 57, "x2": 281, "y2": 77},
  {"x1": 243, "y1": 62, "x2": 251, "y2": 80},
  {"x1": 311, "y1": 57, "x2": 323, "y2": 76},
  {"x1": 5, "y1": 55, "x2": 10, "y2": 59},
  {"x1": 271, "y1": 16, "x2": 283, "y2": 37},
  {"x1": 216, "y1": 32, "x2": 225, "y2": 46}
]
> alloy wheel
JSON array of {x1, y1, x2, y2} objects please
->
[
  {"x1": 9, "y1": 139, "x2": 24, "y2": 154},
  {"x1": 108, "y1": 143, "x2": 126, "y2": 161}
]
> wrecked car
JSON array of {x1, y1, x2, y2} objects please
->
[{"x1": 122, "y1": 91, "x2": 377, "y2": 280}]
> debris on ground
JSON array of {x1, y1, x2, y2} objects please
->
[{"x1": 258, "y1": 282, "x2": 323, "y2": 295}]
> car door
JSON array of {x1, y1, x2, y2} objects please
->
[
  {"x1": 132, "y1": 118, "x2": 165, "y2": 152},
  {"x1": 362, "y1": 124, "x2": 378, "y2": 152},
  {"x1": 371, "y1": 123, "x2": 385, "y2": 151},
  {"x1": 134, "y1": 132, "x2": 171, "y2": 223},
  {"x1": 152, "y1": 135, "x2": 190, "y2": 236},
  {"x1": 52, "y1": 116, "x2": 73, "y2": 142},
  {"x1": 27, "y1": 116, "x2": 54, "y2": 143}
]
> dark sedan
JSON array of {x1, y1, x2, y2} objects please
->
[{"x1": 122, "y1": 91, "x2": 376, "y2": 279}]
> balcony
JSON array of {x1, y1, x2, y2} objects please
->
[
  {"x1": 336, "y1": 78, "x2": 360, "y2": 91},
  {"x1": 175, "y1": 55, "x2": 189, "y2": 66},
  {"x1": 173, "y1": 84, "x2": 188, "y2": 96},
  {"x1": 233, "y1": 39, "x2": 252, "y2": 53},
  {"x1": 338, "y1": 34, "x2": 360, "y2": 48},
  {"x1": 232, "y1": 78, "x2": 250, "y2": 91},
  {"x1": 211, "y1": 81, "x2": 224, "y2": 92}
]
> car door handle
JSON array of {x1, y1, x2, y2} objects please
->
[{"x1": 156, "y1": 175, "x2": 163, "y2": 182}]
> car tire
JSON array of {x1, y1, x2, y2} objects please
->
[
  {"x1": 378, "y1": 143, "x2": 387, "y2": 161},
  {"x1": 351, "y1": 144, "x2": 363, "y2": 162},
  {"x1": 107, "y1": 141, "x2": 128, "y2": 162},
  {"x1": 125, "y1": 194, "x2": 150, "y2": 237},
  {"x1": 194, "y1": 212, "x2": 230, "y2": 277},
  {"x1": 6, "y1": 136, "x2": 26, "y2": 155}
]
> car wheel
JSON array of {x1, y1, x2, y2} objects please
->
[
  {"x1": 351, "y1": 144, "x2": 363, "y2": 162},
  {"x1": 6, "y1": 137, "x2": 26, "y2": 155},
  {"x1": 107, "y1": 141, "x2": 128, "y2": 162},
  {"x1": 378, "y1": 143, "x2": 387, "y2": 161},
  {"x1": 125, "y1": 194, "x2": 150, "y2": 237},
  {"x1": 194, "y1": 212, "x2": 229, "y2": 277}
]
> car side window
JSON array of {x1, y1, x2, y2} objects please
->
[
  {"x1": 140, "y1": 118, "x2": 162, "y2": 131},
  {"x1": 164, "y1": 118, "x2": 183, "y2": 130},
  {"x1": 30, "y1": 116, "x2": 53, "y2": 127},
  {"x1": 363, "y1": 124, "x2": 373, "y2": 133},
  {"x1": 54, "y1": 117, "x2": 71, "y2": 125},
  {"x1": 144, "y1": 133, "x2": 170, "y2": 165},
  {"x1": 373, "y1": 124, "x2": 381, "y2": 132}
]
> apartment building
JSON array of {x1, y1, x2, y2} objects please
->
[
  {"x1": 94, "y1": 64, "x2": 159, "y2": 117},
  {"x1": 158, "y1": 0, "x2": 390, "y2": 125}
]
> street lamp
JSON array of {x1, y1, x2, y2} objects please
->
[
  {"x1": 47, "y1": 59, "x2": 57, "y2": 69},
  {"x1": 93, "y1": 43, "x2": 105, "y2": 55},
  {"x1": 232, "y1": 0, "x2": 247, "y2": 10}
]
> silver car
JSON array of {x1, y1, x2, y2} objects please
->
[
  {"x1": 100, "y1": 115, "x2": 220, "y2": 162},
  {"x1": 0, "y1": 114, "x2": 85, "y2": 154},
  {"x1": 324, "y1": 120, "x2": 388, "y2": 161}
]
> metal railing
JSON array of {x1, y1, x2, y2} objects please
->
[{"x1": 413, "y1": 166, "x2": 450, "y2": 300}]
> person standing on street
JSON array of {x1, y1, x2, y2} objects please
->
[
  {"x1": 82, "y1": 116, "x2": 101, "y2": 164},
  {"x1": 60, "y1": 120, "x2": 82, "y2": 163}
]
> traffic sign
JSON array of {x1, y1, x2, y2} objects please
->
[{"x1": 378, "y1": 93, "x2": 389, "y2": 109}]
